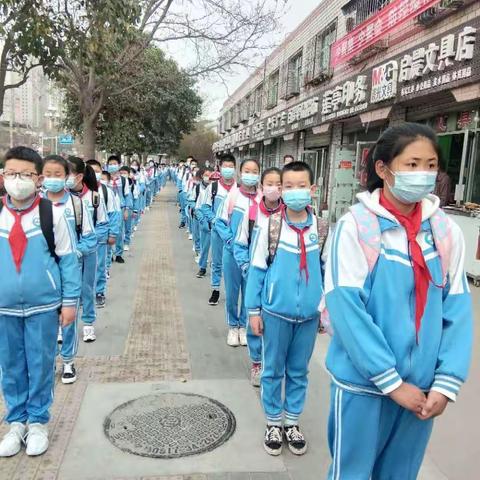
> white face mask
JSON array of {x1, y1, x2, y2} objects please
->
[{"x1": 5, "y1": 177, "x2": 37, "y2": 201}]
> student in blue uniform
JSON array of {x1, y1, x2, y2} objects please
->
[
  {"x1": 245, "y1": 161, "x2": 322, "y2": 457},
  {"x1": 216, "y1": 159, "x2": 260, "y2": 348},
  {"x1": 200, "y1": 154, "x2": 237, "y2": 306},
  {"x1": 86, "y1": 160, "x2": 121, "y2": 308},
  {"x1": 186, "y1": 167, "x2": 201, "y2": 258},
  {"x1": 324, "y1": 124, "x2": 473, "y2": 480},
  {"x1": 66, "y1": 157, "x2": 101, "y2": 343},
  {"x1": 194, "y1": 167, "x2": 214, "y2": 278},
  {"x1": 107, "y1": 155, "x2": 132, "y2": 263},
  {"x1": 119, "y1": 166, "x2": 135, "y2": 251},
  {"x1": 0, "y1": 147, "x2": 81, "y2": 457},
  {"x1": 42, "y1": 155, "x2": 96, "y2": 384},
  {"x1": 234, "y1": 167, "x2": 282, "y2": 386}
]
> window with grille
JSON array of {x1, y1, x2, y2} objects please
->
[
  {"x1": 254, "y1": 83, "x2": 264, "y2": 114},
  {"x1": 267, "y1": 70, "x2": 279, "y2": 108},
  {"x1": 342, "y1": 0, "x2": 390, "y2": 29},
  {"x1": 288, "y1": 52, "x2": 303, "y2": 96},
  {"x1": 316, "y1": 22, "x2": 337, "y2": 75}
]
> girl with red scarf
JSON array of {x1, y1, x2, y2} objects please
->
[{"x1": 324, "y1": 123, "x2": 473, "y2": 480}]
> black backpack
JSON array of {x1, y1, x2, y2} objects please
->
[
  {"x1": 210, "y1": 181, "x2": 218, "y2": 210},
  {"x1": 0, "y1": 197, "x2": 58, "y2": 262}
]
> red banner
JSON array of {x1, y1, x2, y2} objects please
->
[{"x1": 331, "y1": 0, "x2": 440, "y2": 67}]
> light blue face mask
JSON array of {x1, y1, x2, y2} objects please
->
[
  {"x1": 107, "y1": 164, "x2": 120, "y2": 174},
  {"x1": 221, "y1": 167, "x2": 235, "y2": 180},
  {"x1": 65, "y1": 176, "x2": 77, "y2": 190},
  {"x1": 43, "y1": 177, "x2": 66, "y2": 193},
  {"x1": 282, "y1": 188, "x2": 312, "y2": 211},
  {"x1": 241, "y1": 172, "x2": 259, "y2": 187},
  {"x1": 387, "y1": 170, "x2": 437, "y2": 204}
]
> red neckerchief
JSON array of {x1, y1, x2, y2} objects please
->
[
  {"x1": 3, "y1": 195, "x2": 41, "y2": 272},
  {"x1": 79, "y1": 184, "x2": 89, "y2": 198},
  {"x1": 259, "y1": 198, "x2": 282, "y2": 217},
  {"x1": 283, "y1": 206, "x2": 310, "y2": 284},
  {"x1": 380, "y1": 190, "x2": 431, "y2": 343},
  {"x1": 219, "y1": 178, "x2": 235, "y2": 192},
  {"x1": 239, "y1": 185, "x2": 257, "y2": 200}
]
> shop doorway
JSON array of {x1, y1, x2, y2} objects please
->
[{"x1": 301, "y1": 147, "x2": 329, "y2": 212}]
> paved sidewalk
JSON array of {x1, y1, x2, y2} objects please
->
[{"x1": 0, "y1": 185, "x2": 478, "y2": 480}]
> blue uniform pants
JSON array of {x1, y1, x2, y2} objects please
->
[
  {"x1": 114, "y1": 213, "x2": 125, "y2": 257},
  {"x1": 199, "y1": 227, "x2": 211, "y2": 270},
  {"x1": 327, "y1": 384, "x2": 434, "y2": 480},
  {"x1": 179, "y1": 192, "x2": 188, "y2": 225},
  {"x1": 247, "y1": 318, "x2": 262, "y2": 363},
  {"x1": 146, "y1": 186, "x2": 152, "y2": 207},
  {"x1": 124, "y1": 209, "x2": 133, "y2": 246},
  {"x1": 0, "y1": 311, "x2": 59, "y2": 424},
  {"x1": 96, "y1": 242, "x2": 108, "y2": 295},
  {"x1": 222, "y1": 247, "x2": 246, "y2": 328},
  {"x1": 191, "y1": 212, "x2": 201, "y2": 254},
  {"x1": 81, "y1": 251, "x2": 97, "y2": 325},
  {"x1": 261, "y1": 312, "x2": 318, "y2": 426},
  {"x1": 210, "y1": 229, "x2": 223, "y2": 289},
  {"x1": 60, "y1": 308, "x2": 79, "y2": 363}
]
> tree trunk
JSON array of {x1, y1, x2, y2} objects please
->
[{"x1": 82, "y1": 119, "x2": 97, "y2": 159}]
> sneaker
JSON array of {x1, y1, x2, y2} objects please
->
[
  {"x1": 96, "y1": 293, "x2": 106, "y2": 308},
  {"x1": 61, "y1": 362, "x2": 77, "y2": 384},
  {"x1": 264, "y1": 425, "x2": 283, "y2": 456},
  {"x1": 196, "y1": 269, "x2": 207, "y2": 278},
  {"x1": 178, "y1": 222, "x2": 185, "y2": 229},
  {"x1": 188, "y1": 234, "x2": 193, "y2": 240},
  {"x1": 283, "y1": 425, "x2": 307, "y2": 455},
  {"x1": 115, "y1": 256, "x2": 125, "y2": 264},
  {"x1": 124, "y1": 245, "x2": 130, "y2": 251},
  {"x1": 106, "y1": 271, "x2": 110, "y2": 279},
  {"x1": 83, "y1": 325, "x2": 96, "y2": 343},
  {"x1": 57, "y1": 326, "x2": 63, "y2": 344},
  {"x1": 227, "y1": 328, "x2": 240, "y2": 347},
  {"x1": 25, "y1": 423, "x2": 48, "y2": 456},
  {"x1": 208, "y1": 290, "x2": 220, "y2": 306},
  {"x1": 0, "y1": 422, "x2": 26, "y2": 457},
  {"x1": 250, "y1": 362, "x2": 262, "y2": 387},
  {"x1": 134, "y1": 226, "x2": 138, "y2": 231},
  {"x1": 238, "y1": 327, "x2": 248, "y2": 346}
]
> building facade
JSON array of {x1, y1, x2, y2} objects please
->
[{"x1": 213, "y1": 0, "x2": 480, "y2": 222}]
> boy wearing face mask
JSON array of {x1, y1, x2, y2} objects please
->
[
  {"x1": 119, "y1": 166, "x2": 135, "y2": 251},
  {"x1": 245, "y1": 161, "x2": 323, "y2": 457},
  {"x1": 200, "y1": 155, "x2": 238, "y2": 306},
  {"x1": 106, "y1": 155, "x2": 132, "y2": 263},
  {"x1": 0, "y1": 147, "x2": 81, "y2": 457},
  {"x1": 86, "y1": 160, "x2": 121, "y2": 307},
  {"x1": 194, "y1": 167, "x2": 214, "y2": 278},
  {"x1": 234, "y1": 167, "x2": 282, "y2": 386}
]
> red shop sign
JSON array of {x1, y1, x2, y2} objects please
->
[{"x1": 331, "y1": 0, "x2": 440, "y2": 67}]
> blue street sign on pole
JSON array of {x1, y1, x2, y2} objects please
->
[{"x1": 59, "y1": 134, "x2": 74, "y2": 145}]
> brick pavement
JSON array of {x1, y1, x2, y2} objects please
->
[{"x1": 0, "y1": 192, "x2": 191, "y2": 479}]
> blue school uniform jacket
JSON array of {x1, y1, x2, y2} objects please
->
[
  {"x1": 109, "y1": 175, "x2": 133, "y2": 210},
  {"x1": 245, "y1": 209, "x2": 323, "y2": 323},
  {"x1": 0, "y1": 195, "x2": 82, "y2": 316},
  {"x1": 324, "y1": 190, "x2": 473, "y2": 401},
  {"x1": 199, "y1": 181, "x2": 235, "y2": 227}
]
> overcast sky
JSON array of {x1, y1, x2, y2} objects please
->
[{"x1": 164, "y1": 0, "x2": 323, "y2": 121}]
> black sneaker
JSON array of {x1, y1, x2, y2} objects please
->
[
  {"x1": 208, "y1": 290, "x2": 220, "y2": 305},
  {"x1": 264, "y1": 425, "x2": 283, "y2": 456},
  {"x1": 61, "y1": 362, "x2": 77, "y2": 384},
  {"x1": 96, "y1": 293, "x2": 106, "y2": 308},
  {"x1": 196, "y1": 269, "x2": 207, "y2": 278},
  {"x1": 178, "y1": 222, "x2": 185, "y2": 229},
  {"x1": 115, "y1": 256, "x2": 125, "y2": 264},
  {"x1": 283, "y1": 425, "x2": 307, "y2": 455}
]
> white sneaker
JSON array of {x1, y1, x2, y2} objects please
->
[
  {"x1": 188, "y1": 234, "x2": 193, "y2": 240},
  {"x1": 227, "y1": 328, "x2": 240, "y2": 347},
  {"x1": 124, "y1": 245, "x2": 130, "y2": 251},
  {"x1": 25, "y1": 423, "x2": 48, "y2": 456},
  {"x1": 134, "y1": 226, "x2": 138, "y2": 231},
  {"x1": 0, "y1": 422, "x2": 26, "y2": 457},
  {"x1": 83, "y1": 325, "x2": 96, "y2": 343},
  {"x1": 239, "y1": 327, "x2": 248, "y2": 346}
]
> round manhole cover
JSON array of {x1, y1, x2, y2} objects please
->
[{"x1": 104, "y1": 393, "x2": 236, "y2": 458}]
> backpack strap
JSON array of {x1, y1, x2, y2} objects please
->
[
  {"x1": 350, "y1": 202, "x2": 381, "y2": 272},
  {"x1": 316, "y1": 215, "x2": 330, "y2": 255},
  {"x1": 101, "y1": 183, "x2": 108, "y2": 205},
  {"x1": 429, "y1": 208, "x2": 452, "y2": 286},
  {"x1": 121, "y1": 176, "x2": 126, "y2": 195},
  {"x1": 195, "y1": 183, "x2": 201, "y2": 202},
  {"x1": 92, "y1": 191, "x2": 100, "y2": 227},
  {"x1": 211, "y1": 181, "x2": 218, "y2": 209},
  {"x1": 39, "y1": 198, "x2": 59, "y2": 263},
  {"x1": 70, "y1": 194, "x2": 83, "y2": 240},
  {"x1": 267, "y1": 211, "x2": 283, "y2": 266}
]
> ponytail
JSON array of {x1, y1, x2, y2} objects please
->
[{"x1": 68, "y1": 156, "x2": 99, "y2": 192}]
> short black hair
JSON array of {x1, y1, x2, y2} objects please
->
[
  {"x1": 261, "y1": 167, "x2": 281, "y2": 184},
  {"x1": 4, "y1": 146, "x2": 43, "y2": 174},
  {"x1": 283, "y1": 155, "x2": 294, "y2": 160},
  {"x1": 119, "y1": 166, "x2": 130, "y2": 173},
  {"x1": 281, "y1": 161, "x2": 314, "y2": 185},
  {"x1": 219, "y1": 154, "x2": 236, "y2": 166},
  {"x1": 107, "y1": 155, "x2": 121, "y2": 164},
  {"x1": 102, "y1": 170, "x2": 111, "y2": 180},
  {"x1": 240, "y1": 158, "x2": 260, "y2": 172},
  {"x1": 86, "y1": 159, "x2": 102, "y2": 169},
  {"x1": 44, "y1": 154, "x2": 70, "y2": 176}
]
